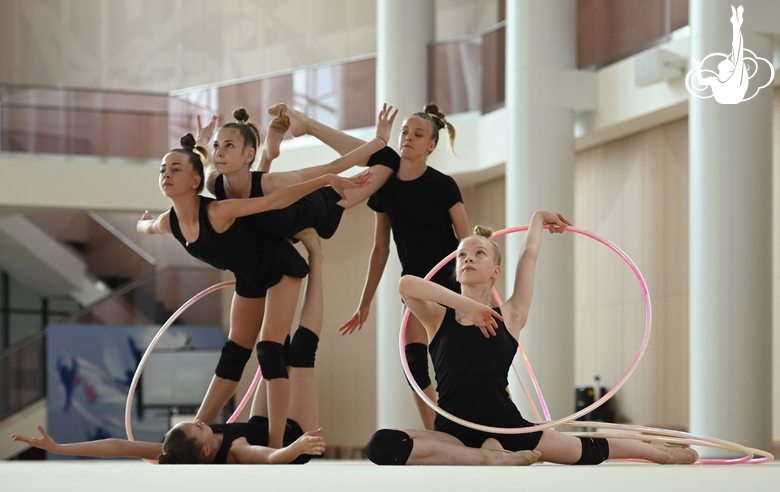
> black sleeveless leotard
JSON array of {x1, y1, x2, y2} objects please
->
[
  {"x1": 429, "y1": 307, "x2": 542, "y2": 451},
  {"x1": 168, "y1": 196, "x2": 309, "y2": 298},
  {"x1": 215, "y1": 172, "x2": 345, "y2": 239},
  {"x1": 210, "y1": 416, "x2": 312, "y2": 464}
]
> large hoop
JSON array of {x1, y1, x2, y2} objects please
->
[{"x1": 399, "y1": 225, "x2": 773, "y2": 464}]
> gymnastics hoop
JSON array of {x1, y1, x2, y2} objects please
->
[
  {"x1": 124, "y1": 281, "x2": 263, "y2": 451},
  {"x1": 400, "y1": 225, "x2": 650, "y2": 435},
  {"x1": 399, "y1": 225, "x2": 774, "y2": 464}
]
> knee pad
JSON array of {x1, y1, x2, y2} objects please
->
[
  {"x1": 256, "y1": 341, "x2": 289, "y2": 380},
  {"x1": 574, "y1": 437, "x2": 609, "y2": 465},
  {"x1": 404, "y1": 343, "x2": 431, "y2": 389},
  {"x1": 214, "y1": 340, "x2": 253, "y2": 382},
  {"x1": 365, "y1": 429, "x2": 413, "y2": 465},
  {"x1": 289, "y1": 327, "x2": 320, "y2": 368}
]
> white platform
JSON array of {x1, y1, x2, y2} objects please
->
[{"x1": 3, "y1": 460, "x2": 780, "y2": 492}]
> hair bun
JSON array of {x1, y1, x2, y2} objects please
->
[
  {"x1": 233, "y1": 108, "x2": 250, "y2": 123},
  {"x1": 180, "y1": 133, "x2": 196, "y2": 150},
  {"x1": 157, "y1": 451, "x2": 175, "y2": 465},
  {"x1": 473, "y1": 224, "x2": 494, "y2": 240},
  {"x1": 423, "y1": 103, "x2": 446, "y2": 130}
]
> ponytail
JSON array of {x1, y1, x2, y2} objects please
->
[{"x1": 413, "y1": 103, "x2": 457, "y2": 153}]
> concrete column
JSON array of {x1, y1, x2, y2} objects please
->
[
  {"x1": 689, "y1": 0, "x2": 774, "y2": 457},
  {"x1": 375, "y1": 0, "x2": 435, "y2": 429},
  {"x1": 504, "y1": 1, "x2": 579, "y2": 420}
]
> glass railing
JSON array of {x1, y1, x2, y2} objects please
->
[
  {"x1": 0, "y1": 267, "x2": 224, "y2": 423},
  {"x1": 428, "y1": 23, "x2": 505, "y2": 115}
]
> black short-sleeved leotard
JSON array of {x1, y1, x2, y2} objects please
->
[
  {"x1": 215, "y1": 172, "x2": 344, "y2": 240},
  {"x1": 210, "y1": 415, "x2": 312, "y2": 464},
  {"x1": 168, "y1": 196, "x2": 309, "y2": 298},
  {"x1": 429, "y1": 307, "x2": 542, "y2": 451},
  {"x1": 367, "y1": 149, "x2": 462, "y2": 292}
]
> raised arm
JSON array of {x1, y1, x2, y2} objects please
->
[
  {"x1": 136, "y1": 210, "x2": 172, "y2": 235},
  {"x1": 398, "y1": 275, "x2": 502, "y2": 340},
  {"x1": 339, "y1": 212, "x2": 392, "y2": 335},
  {"x1": 259, "y1": 104, "x2": 398, "y2": 193},
  {"x1": 12, "y1": 425, "x2": 162, "y2": 460},
  {"x1": 502, "y1": 210, "x2": 571, "y2": 337},
  {"x1": 230, "y1": 428, "x2": 326, "y2": 464},
  {"x1": 196, "y1": 114, "x2": 219, "y2": 195}
]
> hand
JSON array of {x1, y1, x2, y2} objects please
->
[
  {"x1": 328, "y1": 170, "x2": 372, "y2": 200},
  {"x1": 375, "y1": 103, "x2": 398, "y2": 145},
  {"x1": 196, "y1": 114, "x2": 218, "y2": 146},
  {"x1": 140, "y1": 210, "x2": 153, "y2": 221},
  {"x1": 339, "y1": 303, "x2": 370, "y2": 335},
  {"x1": 291, "y1": 428, "x2": 326, "y2": 456},
  {"x1": 459, "y1": 301, "x2": 505, "y2": 338},
  {"x1": 11, "y1": 425, "x2": 59, "y2": 452},
  {"x1": 537, "y1": 211, "x2": 572, "y2": 234}
]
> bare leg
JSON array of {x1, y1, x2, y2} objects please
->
[
  {"x1": 534, "y1": 429, "x2": 697, "y2": 464},
  {"x1": 403, "y1": 429, "x2": 533, "y2": 466},
  {"x1": 285, "y1": 105, "x2": 366, "y2": 156},
  {"x1": 406, "y1": 314, "x2": 436, "y2": 430},
  {"x1": 260, "y1": 274, "x2": 302, "y2": 449},
  {"x1": 260, "y1": 104, "x2": 292, "y2": 171},
  {"x1": 196, "y1": 294, "x2": 266, "y2": 424},
  {"x1": 287, "y1": 229, "x2": 322, "y2": 432}
]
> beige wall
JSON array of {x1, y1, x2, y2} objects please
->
[
  {"x1": 575, "y1": 118, "x2": 689, "y2": 429},
  {"x1": 0, "y1": 0, "x2": 499, "y2": 93}
]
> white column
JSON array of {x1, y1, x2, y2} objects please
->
[
  {"x1": 504, "y1": 1, "x2": 580, "y2": 420},
  {"x1": 689, "y1": 0, "x2": 774, "y2": 457},
  {"x1": 375, "y1": 0, "x2": 435, "y2": 429}
]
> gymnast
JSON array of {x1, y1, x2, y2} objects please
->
[
  {"x1": 325, "y1": 104, "x2": 468, "y2": 430},
  {"x1": 137, "y1": 106, "x2": 395, "y2": 448},
  {"x1": 195, "y1": 104, "x2": 400, "y2": 241},
  {"x1": 364, "y1": 211, "x2": 699, "y2": 466},
  {"x1": 11, "y1": 230, "x2": 329, "y2": 464}
]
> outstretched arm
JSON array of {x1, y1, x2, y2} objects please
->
[
  {"x1": 398, "y1": 275, "x2": 502, "y2": 340},
  {"x1": 339, "y1": 212, "x2": 391, "y2": 335},
  {"x1": 231, "y1": 428, "x2": 326, "y2": 464},
  {"x1": 12, "y1": 425, "x2": 162, "y2": 460},
  {"x1": 503, "y1": 211, "x2": 571, "y2": 337},
  {"x1": 136, "y1": 210, "x2": 172, "y2": 235},
  {"x1": 211, "y1": 170, "x2": 372, "y2": 227},
  {"x1": 260, "y1": 104, "x2": 398, "y2": 194}
]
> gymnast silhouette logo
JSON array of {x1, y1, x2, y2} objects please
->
[{"x1": 685, "y1": 5, "x2": 774, "y2": 104}]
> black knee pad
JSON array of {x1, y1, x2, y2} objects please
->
[
  {"x1": 574, "y1": 437, "x2": 609, "y2": 465},
  {"x1": 404, "y1": 343, "x2": 431, "y2": 389},
  {"x1": 289, "y1": 327, "x2": 320, "y2": 368},
  {"x1": 214, "y1": 340, "x2": 253, "y2": 382},
  {"x1": 256, "y1": 341, "x2": 289, "y2": 380},
  {"x1": 365, "y1": 429, "x2": 413, "y2": 465}
]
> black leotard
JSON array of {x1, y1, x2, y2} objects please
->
[
  {"x1": 429, "y1": 307, "x2": 542, "y2": 451},
  {"x1": 168, "y1": 196, "x2": 309, "y2": 298},
  {"x1": 367, "y1": 151, "x2": 462, "y2": 292},
  {"x1": 215, "y1": 173, "x2": 344, "y2": 239},
  {"x1": 210, "y1": 415, "x2": 312, "y2": 464}
]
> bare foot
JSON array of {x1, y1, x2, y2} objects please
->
[
  {"x1": 480, "y1": 438, "x2": 540, "y2": 466},
  {"x1": 263, "y1": 104, "x2": 291, "y2": 162},
  {"x1": 284, "y1": 106, "x2": 309, "y2": 138}
]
